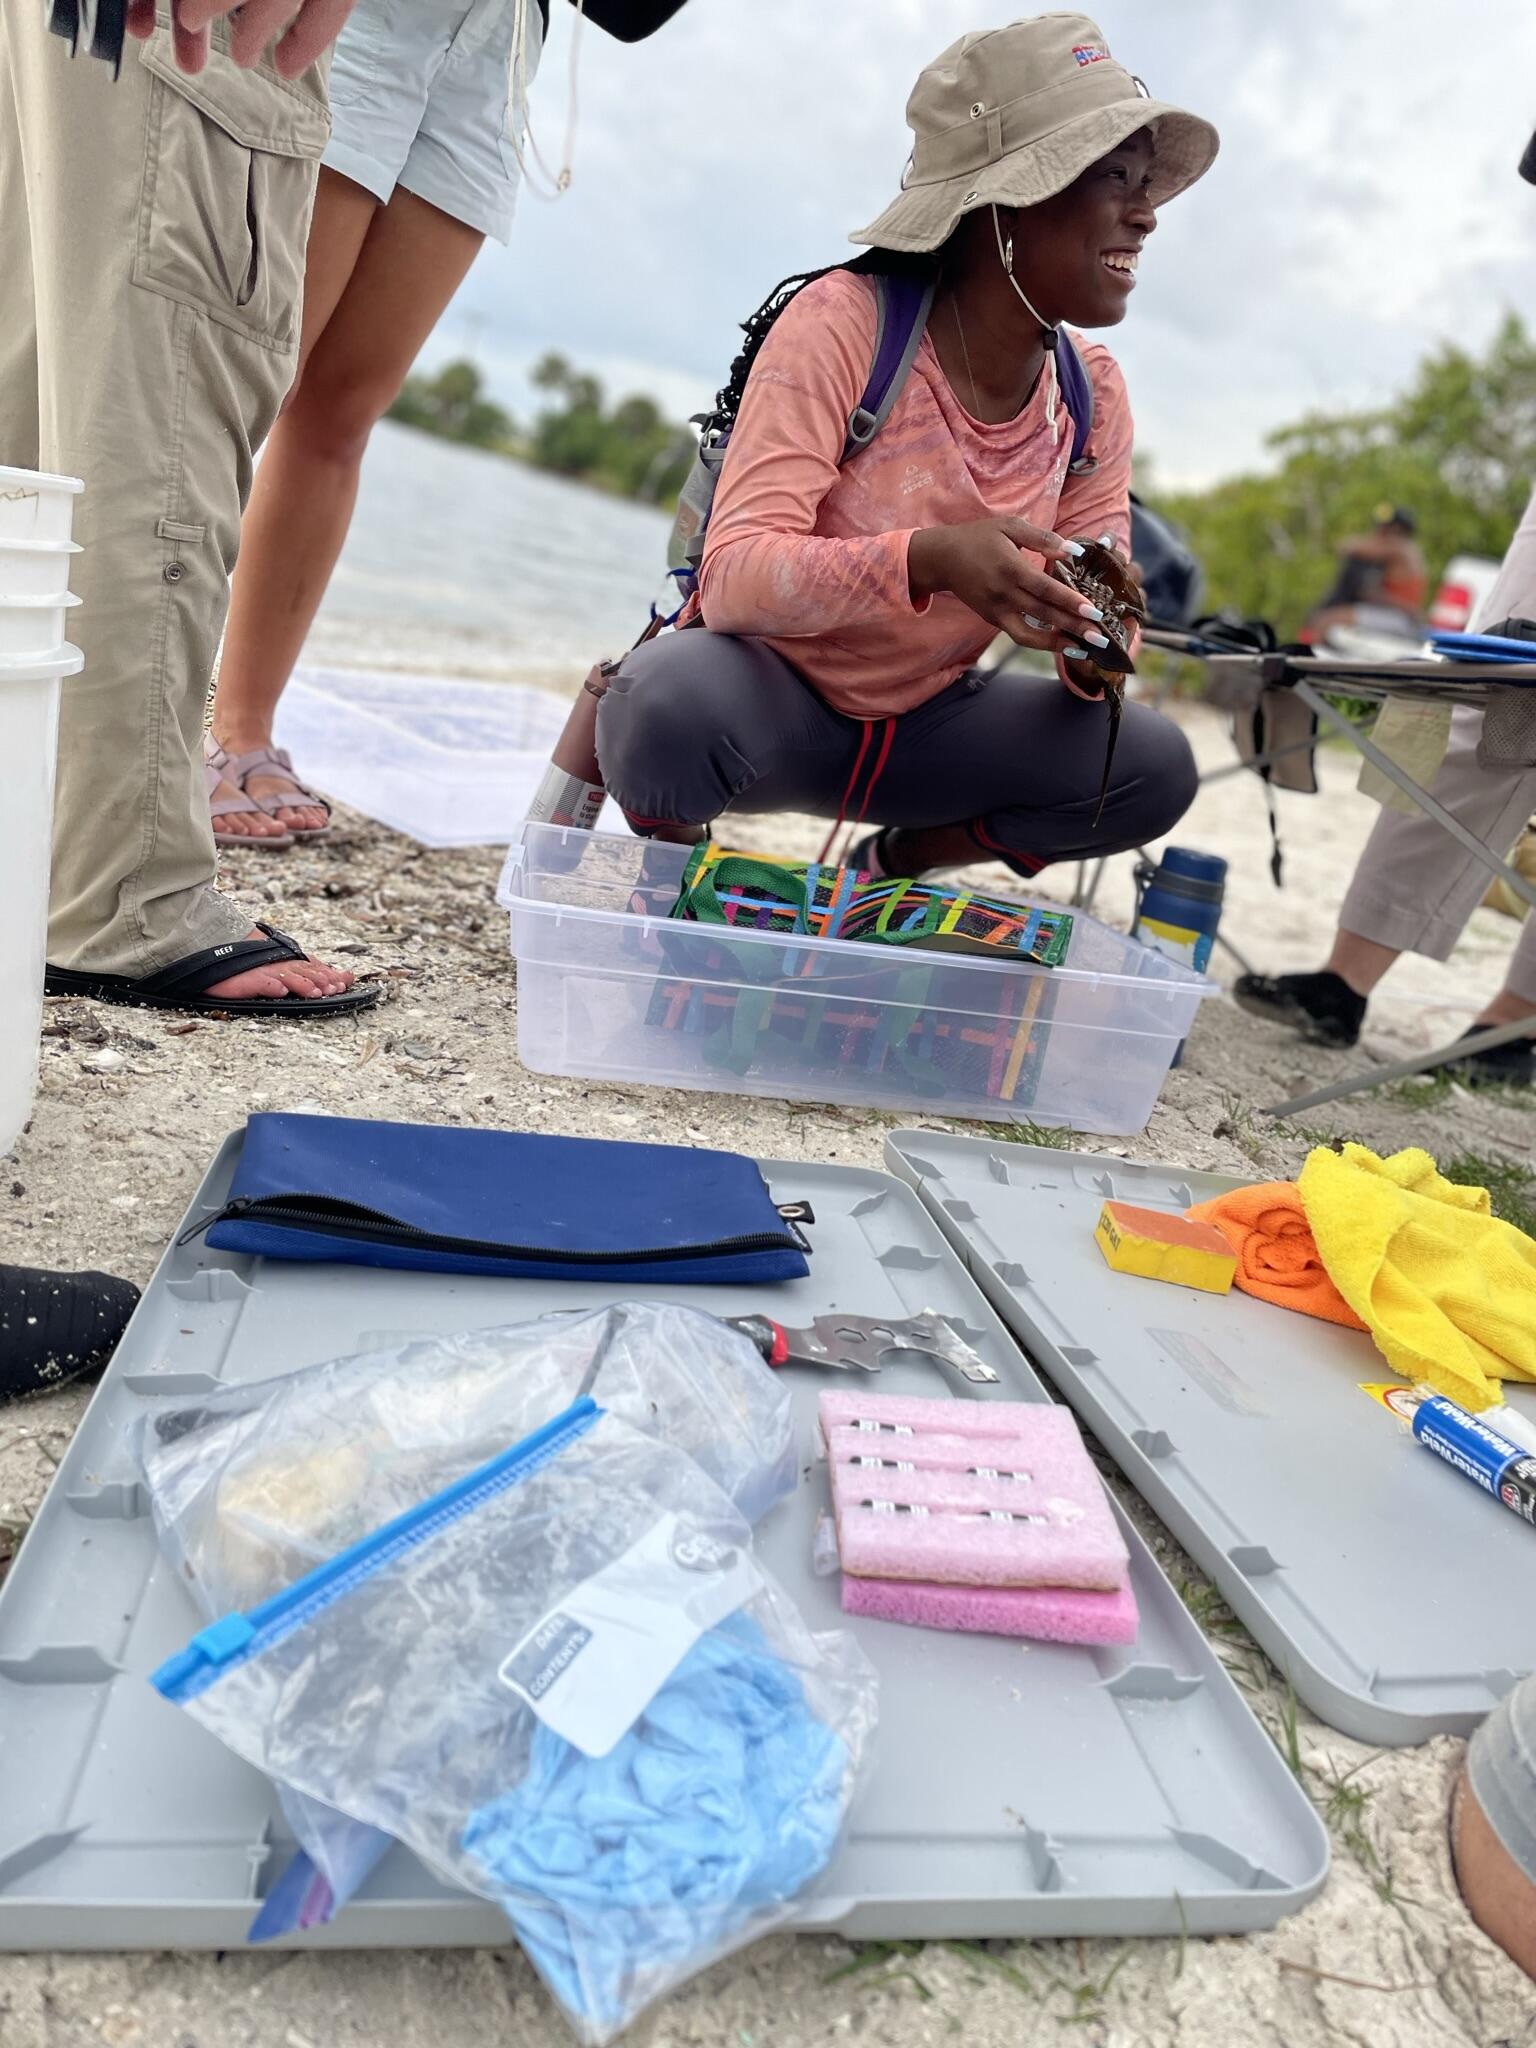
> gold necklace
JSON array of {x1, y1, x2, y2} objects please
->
[{"x1": 946, "y1": 291, "x2": 982, "y2": 416}]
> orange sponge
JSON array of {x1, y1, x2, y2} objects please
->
[{"x1": 1094, "y1": 1200, "x2": 1237, "y2": 1294}]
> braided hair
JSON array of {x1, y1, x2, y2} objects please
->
[{"x1": 702, "y1": 247, "x2": 941, "y2": 444}]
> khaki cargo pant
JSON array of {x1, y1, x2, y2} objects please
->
[
  {"x1": 0, "y1": 6, "x2": 327, "y2": 977},
  {"x1": 1340, "y1": 486, "x2": 1536, "y2": 1006}
]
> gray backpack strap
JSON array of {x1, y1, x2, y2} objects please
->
[
  {"x1": 842, "y1": 273, "x2": 938, "y2": 461},
  {"x1": 670, "y1": 269, "x2": 937, "y2": 576}
]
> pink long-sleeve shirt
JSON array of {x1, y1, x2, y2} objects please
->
[{"x1": 696, "y1": 270, "x2": 1135, "y2": 721}]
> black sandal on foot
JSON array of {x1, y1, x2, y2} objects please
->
[
  {"x1": 44, "y1": 923, "x2": 380, "y2": 1020},
  {"x1": 1, "y1": 1264, "x2": 140, "y2": 1402}
]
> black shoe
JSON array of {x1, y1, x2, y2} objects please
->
[
  {"x1": 1446, "y1": 1026, "x2": 1534, "y2": 1089},
  {"x1": 0, "y1": 1265, "x2": 140, "y2": 1403},
  {"x1": 1232, "y1": 969, "x2": 1368, "y2": 1049}
]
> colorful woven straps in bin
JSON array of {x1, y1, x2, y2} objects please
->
[{"x1": 669, "y1": 846, "x2": 1073, "y2": 965}]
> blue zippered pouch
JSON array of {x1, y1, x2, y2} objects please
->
[{"x1": 196, "y1": 1114, "x2": 810, "y2": 1284}]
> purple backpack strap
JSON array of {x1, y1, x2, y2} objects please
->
[
  {"x1": 841, "y1": 275, "x2": 1098, "y2": 475},
  {"x1": 841, "y1": 273, "x2": 937, "y2": 461},
  {"x1": 1055, "y1": 332, "x2": 1096, "y2": 472}
]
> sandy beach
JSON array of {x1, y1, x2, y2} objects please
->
[{"x1": 3, "y1": 692, "x2": 1535, "y2": 2048}]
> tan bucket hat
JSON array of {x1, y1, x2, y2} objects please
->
[{"x1": 851, "y1": 13, "x2": 1219, "y2": 252}]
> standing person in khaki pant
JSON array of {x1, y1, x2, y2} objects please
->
[
  {"x1": 1235, "y1": 484, "x2": 1536, "y2": 1088},
  {"x1": 0, "y1": 0, "x2": 376, "y2": 1018}
]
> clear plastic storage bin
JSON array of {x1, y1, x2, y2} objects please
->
[{"x1": 498, "y1": 826, "x2": 1215, "y2": 1136}]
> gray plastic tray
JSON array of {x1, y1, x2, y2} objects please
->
[
  {"x1": 885, "y1": 1130, "x2": 1536, "y2": 1747},
  {"x1": 0, "y1": 1130, "x2": 1326, "y2": 1950}
]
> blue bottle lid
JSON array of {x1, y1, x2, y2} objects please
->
[{"x1": 1158, "y1": 847, "x2": 1228, "y2": 886}]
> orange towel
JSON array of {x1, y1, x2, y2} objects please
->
[{"x1": 1185, "y1": 1182, "x2": 1369, "y2": 1330}]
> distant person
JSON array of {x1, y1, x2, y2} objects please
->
[
  {"x1": 597, "y1": 16, "x2": 1215, "y2": 883},
  {"x1": 208, "y1": 0, "x2": 691, "y2": 848},
  {"x1": 1301, "y1": 504, "x2": 1426, "y2": 644},
  {"x1": 3, "y1": 0, "x2": 373, "y2": 1018}
]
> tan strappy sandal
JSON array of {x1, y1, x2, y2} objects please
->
[
  {"x1": 206, "y1": 738, "x2": 292, "y2": 850},
  {"x1": 231, "y1": 743, "x2": 333, "y2": 840}
]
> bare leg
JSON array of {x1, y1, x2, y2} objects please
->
[
  {"x1": 213, "y1": 180, "x2": 483, "y2": 837},
  {"x1": 209, "y1": 167, "x2": 378, "y2": 844},
  {"x1": 1325, "y1": 929, "x2": 1402, "y2": 997},
  {"x1": 1326, "y1": 929, "x2": 1536, "y2": 1029},
  {"x1": 1453, "y1": 1764, "x2": 1536, "y2": 1980}
]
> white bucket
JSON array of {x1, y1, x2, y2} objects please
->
[
  {"x1": 0, "y1": 465, "x2": 85, "y2": 546},
  {"x1": 0, "y1": 645, "x2": 83, "y2": 1159},
  {"x1": 0, "y1": 537, "x2": 81, "y2": 601},
  {"x1": 0, "y1": 593, "x2": 81, "y2": 662}
]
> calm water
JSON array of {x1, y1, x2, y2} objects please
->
[{"x1": 305, "y1": 420, "x2": 675, "y2": 687}]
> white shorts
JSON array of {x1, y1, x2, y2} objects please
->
[{"x1": 322, "y1": 0, "x2": 541, "y2": 245}]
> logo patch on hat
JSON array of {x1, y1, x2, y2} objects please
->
[{"x1": 1072, "y1": 45, "x2": 1110, "y2": 66}]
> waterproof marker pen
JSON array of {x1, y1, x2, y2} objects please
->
[{"x1": 1411, "y1": 1396, "x2": 1536, "y2": 1527}]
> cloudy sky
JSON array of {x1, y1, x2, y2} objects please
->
[{"x1": 421, "y1": 1, "x2": 1536, "y2": 490}]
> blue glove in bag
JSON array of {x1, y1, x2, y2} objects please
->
[
  {"x1": 153, "y1": 1400, "x2": 876, "y2": 2042},
  {"x1": 464, "y1": 1614, "x2": 848, "y2": 2038},
  {"x1": 137, "y1": 1304, "x2": 798, "y2": 1938}
]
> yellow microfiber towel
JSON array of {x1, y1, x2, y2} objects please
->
[{"x1": 1296, "y1": 1143, "x2": 1536, "y2": 1412}]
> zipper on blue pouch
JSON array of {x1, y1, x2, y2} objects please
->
[
  {"x1": 151, "y1": 1395, "x2": 601, "y2": 1704},
  {"x1": 179, "y1": 1193, "x2": 807, "y2": 1263}
]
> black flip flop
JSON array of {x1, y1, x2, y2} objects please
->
[
  {"x1": 1, "y1": 1264, "x2": 140, "y2": 1403},
  {"x1": 45, "y1": 923, "x2": 380, "y2": 1020}
]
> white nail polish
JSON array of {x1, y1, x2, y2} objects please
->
[
  {"x1": 1064, "y1": 646, "x2": 1090, "y2": 660},
  {"x1": 1062, "y1": 540, "x2": 1085, "y2": 557},
  {"x1": 1085, "y1": 629, "x2": 1110, "y2": 647}
]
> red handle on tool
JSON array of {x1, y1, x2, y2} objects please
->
[{"x1": 725, "y1": 1315, "x2": 789, "y2": 1367}]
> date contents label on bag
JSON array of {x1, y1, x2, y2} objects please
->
[{"x1": 498, "y1": 1512, "x2": 762, "y2": 1758}]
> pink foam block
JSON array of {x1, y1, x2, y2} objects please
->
[
  {"x1": 841, "y1": 1572, "x2": 1140, "y2": 1646},
  {"x1": 819, "y1": 1390, "x2": 1129, "y2": 1592}
]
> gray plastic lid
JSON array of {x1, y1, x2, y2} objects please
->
[
  {"x1": 886, "y1": 1128, "x2": 1536, "y2": 1745},
  {"x1": 0, "y1": 1131, "x2": 1326, "y2": 1950}
]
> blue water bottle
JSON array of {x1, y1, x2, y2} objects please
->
[
  {"x1": 1131, "y1": 848, "x2": 1227, "y2": 1067},
  {"x1": 1132, "y1": 847, "x2": 1226, "y2": 972}
]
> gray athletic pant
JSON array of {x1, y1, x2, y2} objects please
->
[
  {"x1": 1339, "y1": 486, "x2": 1536, "y2": 1005},
  {"x1": 597, "y1": 630, "x2": 1198, "y2": 876},
  {"x1": 1468, "y1": 1674, "x2": 1536, "y2": 1885}
]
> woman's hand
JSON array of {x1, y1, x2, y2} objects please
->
[
  {"x1": 908, "y1": 518, "x2": 1115, "y2": 657},
  {"x1": 1051, "y1": 531, "x2": 1142, "y2": 698}
]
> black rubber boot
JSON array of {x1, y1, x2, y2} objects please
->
[
  {"x1": 0, "y1": 1265, "x2": 140, "y2": 1403},
  {"x1": 1232, "y1": 969, "x2": 1369, "y2": 1048},
  {"x1": 1447, "y1": 1026, "x2": 1535, "y2": 1089}
]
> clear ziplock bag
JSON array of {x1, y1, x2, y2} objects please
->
[
  {"x1": 153, "y1": 1400, "x2": 876, "y2": 2044},
  {"x1": 136, "y1": 1304, "x2": 797, "y2": 1934}
]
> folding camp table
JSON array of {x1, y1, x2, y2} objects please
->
[{"x1": 1129, "y1": 632, "x2": 1536, "y2": 1117}]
